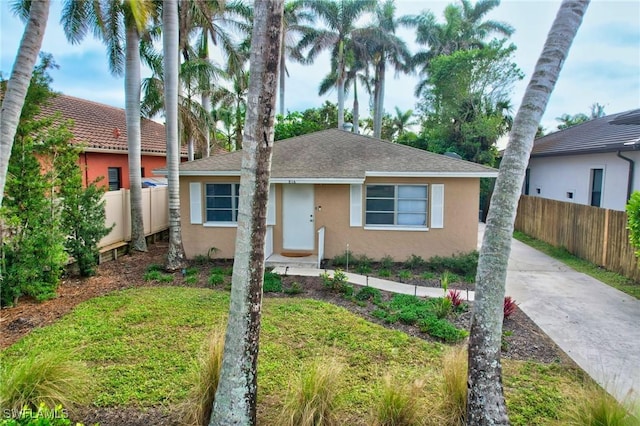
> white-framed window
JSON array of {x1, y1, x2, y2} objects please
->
[
  {"x1": 205, "y1": 183, "x2": 240, "y2": 223},
  {"x1": 365, "y1": 184, "x2": 428, "y2": 227}
]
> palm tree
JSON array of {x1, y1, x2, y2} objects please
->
[
  {"x1": 296, "y1": 0, "x2": 376, "y2": 130},
  {"x1": 212, "y1": 69, "x2": 250, "y2": 151},
  {"x1": 178, "y1": 0, "x2": 252, "y2": 157},
  {"x1": 162, "y1": 0, "x2": 186, "y2": 271},
  {"x1": 61, "y1": 0, "x2": 154, "y2": 252},
  {"x1": 210, "y1": 0, "x2": 284, "y2": 423},
  {"x1": 0, "y1": 0, "x2": 50, "y2": 207},
  {"x1": 361, "y1": 0, "x2": 411, "y2": 138},
  {"x1": 141, "y1": 53, "x2": 224, "y2": 159},
  {"x1": 401, "y1": 0, "x2": 513, "y2": 97},
  {"x1": 390, "y1": 106, "x2": 417, "y2": 140},
  {"x1": 318, "y1": 43, "x2": 370, "y2": 133},
  {"x1": 467, "y1": 0, "x2": 590, "y2": 423},
  {"x1": 279, "y1": 0, "x2": 315, "y2": 116}
]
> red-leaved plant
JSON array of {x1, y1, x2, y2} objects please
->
[
  {"x1": 446, "y1": 289, "x2": 464, "y2": 308},
  {"x1": 503, "y1": 296, "x2": 517, "y2": 319}
]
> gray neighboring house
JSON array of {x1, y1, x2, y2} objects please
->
[
  {"x1": 525, "y1": 109, "x2": 640, "y2": 211},
  {"x1": 173, "y1": 129, "x2": 497, "y2": 264}
]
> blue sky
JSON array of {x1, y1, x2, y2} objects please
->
[{"x1": 1, "y1": 0, "x2": 639, "y2": 136}]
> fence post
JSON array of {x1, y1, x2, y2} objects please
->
[{"x1": 602, "y1": 208, "x2": 610, "y2": 266}]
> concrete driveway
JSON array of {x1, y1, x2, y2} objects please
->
[{"x1": 479, "y1": 224, "x2": 640, "y2": 403}]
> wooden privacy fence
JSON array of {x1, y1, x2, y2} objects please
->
[
  {"x1": 514, "y1": 195, "x2": 640, "y2": 282},
  {"x1": 99, "y1": 187, "x2": 169, "y2": 249}
]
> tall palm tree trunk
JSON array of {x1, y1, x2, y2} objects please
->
[
  {"x1": 0, "y1": 0, "x2": 49, "y2": 207},
  {"x1": 163, "y1": 0, "x2": 186, "y2": 271},
  {"x1": 209, "y1": 0, "x2": 284, "y2": 424},
  {"x1": 125, "y1": 25, "x2": 147, "y2": 252},
  {"x1": 337, "y1": 41, "x2": 345, "y2": 130},
  {"x1": 466, "y1": 1, "x2": 590, "y2": 424},
  {"x1": 203, "y1": 94, "x2": 211, "y2": 157},
  {"x1": 373, "y1": 60, "x2": 385, "y2": 139},
  {"x1": 279, "y1": 42, "x2": 286, "y2": 116},
  {"x1": 352, "y1": 78, "x2": 359, "y2": 134}
]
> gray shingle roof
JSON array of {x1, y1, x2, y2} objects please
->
[
  {"x1": 531, "y1": 108, "x2": 640, "y2": 157},
  {"x1": 178, "y1": 129, "x2": 497, "y2": 179}
]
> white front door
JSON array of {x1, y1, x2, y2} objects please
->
[{"x1": 283, "y1": 184, "x2": 315, "y2": 250}]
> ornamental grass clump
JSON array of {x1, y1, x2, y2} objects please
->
[
  {"x1": 0, "y1": 351, "x2": 91, "y2": 413},
  {"x1": 440, "y1": 346, "x2": 468, "y2": 426},
  {"x1": 566, "y1": 384, "x2": 639, "y2": 426},
  {"x1": 181, "y1": 332, "x2": 224, "y2": 426},
  {"x1": 371, "y1": 374, "x2": 425, "y2": 426},
  {"x1": 278, "y1": 359, "x2": 343, "y2": 426}
]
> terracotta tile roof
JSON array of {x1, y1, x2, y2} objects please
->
[
  {"x1": 38, "y1": 94, "x2": 186, "y2": 156},
  {"x1": 177, "y1": 129, "x2": 497, "y2": 179},
  {"x1": 531, "y1": 108, "x2": 640, "y2": 157}
]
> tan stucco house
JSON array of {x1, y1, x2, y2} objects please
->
[{"x1": 176, "y1": 129, "x2": 497, "y2": 264}]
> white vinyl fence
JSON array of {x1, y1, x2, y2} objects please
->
[{"x1": 99, "y1": 187, "x2": 169, "y2": 249}]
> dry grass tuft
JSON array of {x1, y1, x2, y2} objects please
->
[
  {"x1": 278, "y1": 358, "x2": 343, "y2": 426},
  {"x1": 0, "y1": 351, "x2": 92, "y2": 412},
  {"x1": 566, "y1": 384, "x2": 639, "y2": 426},
  {"x1": 440, "y1": 345, "x2": 468, "y2": 426},
  {"x1": 180, "y1": 332, "x2": 225, "y2": 426},
  {"x1": 371, "y1": 374, "x2": 426, "y2": 426}
]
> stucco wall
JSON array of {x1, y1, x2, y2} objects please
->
[
  {"x1": 180, "y1": 176, "x2": 480, "y2": 261},
  {"x1": 80, "y1": 152, "x2": 169, "y2": 189},
  {"x1": 526, "y1": 151, "x2": 640, "y2": 211}
]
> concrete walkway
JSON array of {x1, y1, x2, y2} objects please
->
[
  {"x1": 480, "y1": 224, "x2": 640, "y2": 404},
  {"x1": 271, "y1": 266, "x2": 475, "y2": 301}
]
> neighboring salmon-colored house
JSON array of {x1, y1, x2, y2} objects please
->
[
  {"x1": 39, "y1": 94, "x2": 186, "y2": 189},
  {"x1": 170, "y1": 129, "x2": 498, "y2": 265}
]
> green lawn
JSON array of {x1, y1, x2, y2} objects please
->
[
  {"x1": 514, "y1": 231, "x2": 640, "y2": 299},
  {"x1": 1, "y1": 286, "x2": 589, "y2": 425}
]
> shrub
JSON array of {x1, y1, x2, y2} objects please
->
[
  {"x1": 398, "y1": 270, "x2": 413, "y2": 282},
  {"x1": 356, "y1": 264, "x2": 372, "y2": 275},
  {"x1": 185, "y1": 275, "x2": 199, "y2": 285},
  {"x1": 626, "y1": 191, "x2": 640, "y2": 259},
  {"x1": 441, "y1": 346, "x2": 468, "y2": 426},
  {"x1": 0, "y1": 352, "x2": 91, "y2": 413},
  {"x1": 278, "y1": 359, "x2": 343, "y2": 426},
  {"x1": 567, "y1": 384, "x2": 639, "y2": 426},
  {"x1": 446, "y1": 289, "x2": 464, "y2": 308},
  {"x1": 210, "y1": 266, "x2": 233, "y2": 277},
  {"x1": 284, "y1": 281, "x2": 304, "y2": 295},
  {"x1": 321, "y1": 269, "x2": 349, "y2": 293},
  {"x1": 425, "y1": 251, "x2": 479, "y2": 276},
  {"x1": 185, "y1": 267, "x2": 199, "y2": 276},
  {"x1": 404, "y1": 254, "x2": 425, "y2": 270},
  {"x1": 331, "y1": 250, "x2": 352, "y2": 268},
  {"x1": 355, "y1": 287, "x2": 382, "y2": 304},
  {"x1": 420, "y1": 271, "x2": 436, "y2": 280},
  {"x1": 208, "y1": 273, "x2": 224, "y2": 287},
  {"x1": 419, "y1": 317, "x2": 468, "y2": 343},
  {"x1": 503, "y1": 296, "x2": 517, "y2": 319},
  {"x1": 434, "y1": 297, "x2": 453, "y2": 320},
  {"x1": 192, "y1": 254, "x2": 210, "y2": 265},
  {"x1": 355, "y1": 254, "x2": 374, "y2": 268},
  {"x1": 378, "y1": 269, "x2": 392, "y2": 278},
  {"x1": 143, "y1": 269, "x2": 174, "y2": 283},
  {"x1": 183, "y1": 268, "x2": 199, "y2": 285},
  {"x1": 146, "y1": 264, "x2": 163, "y2": 272},
  {"x1": 181, "y1": 332, "x2": 224, "y2": 426},
  {"x1": 371, "y1": 374, "x2": 424, "y2": 426},
  {"x1": 264, "y1": 271, "x2": 283, "y2": 293},
  {"x1": 379, "y1": 255, "x2": 394, "y2": 270}
]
